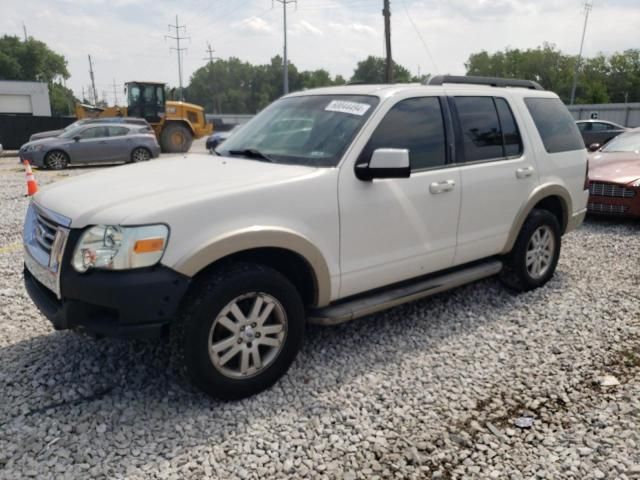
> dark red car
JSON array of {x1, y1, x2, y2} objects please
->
[{"x1": 587, "y1": 127, "x2": 640, "y2": 217}]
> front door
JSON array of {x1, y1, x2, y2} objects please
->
[
  {"x1": 68, "y1": 126, "x2": 111, "y2": 163},
  {"x1": 338, "y1": 96, "x2": 461, "y2": 298}
]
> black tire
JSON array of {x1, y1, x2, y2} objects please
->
[
  {"x1": 130, "y1": 147, "x2": 151, "y2": 163},
  {"x1": 173, "y1": 263, "x2": 305, "y2": 400},
  {"x1": 44, "y1": 150, "x2": 69, "y2": 170},
  {"x1": 160, "y1": 123, "x2": 193, "y2": 153},
  {"x1": 500, "y1": 209, "x2": 561, "y2": 292}
]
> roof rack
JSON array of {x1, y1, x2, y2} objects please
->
[{"x1": 427, "y1": 75, "x2": 544, "y2": 91}]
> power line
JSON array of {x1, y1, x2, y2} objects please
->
[
  {"x1": 401, "y1": 0, "x2": 439, "y2": 76},
  {"x1": 569, "y1": 1, "x2": 593, "y2": 105},
  {"x1": 274, "y1": 0, "x2": 297, "y2": 95},
  {"x1": 166, "y1": 15, "x2": 190, "y2": 101}
]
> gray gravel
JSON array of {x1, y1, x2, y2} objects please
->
[{"x1": 1, "y1": 155, "x2": 639, "y2": 479}]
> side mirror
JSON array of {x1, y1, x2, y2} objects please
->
[
  {"x1": 588, "y1": 143, "x2": 601, "y2": 152},
  {"x1": 73, "y1": 136, "x2": 81, "y2": 142},
  {"x1": 355, "y1": 148, "x2": 411, "y2": 181}
]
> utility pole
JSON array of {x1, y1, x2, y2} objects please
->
[
  {"x1": 112, "y1": 79, "x2": 119, "y2": 105},
  {"x1": 383, "y1": 0, "x2": 393, "y2": 83},
  {"x1": 81, "y1": 86, "x2": 85, "y2": 103},
  {"x1": 204, "y1": 43, "x2": 216, "y2": 64},
  {"x1": 274, "y1": 0, "x2": 296, "y2": 95},
  {"x1": 22, "y1": 22, "x2": 28, "y2": 41},
  {"x1": 166, "y1": 15, "x2": 189, "y2": 101},
  {"x1": 88, "y1": 54, "x2": 98, "y2": 105},
  {"x1": 569, "y1": 1, "x2": 592, "y2": 105}
]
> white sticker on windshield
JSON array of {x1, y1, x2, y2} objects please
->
[{"x1": 325, "y1": 100, "x2": 371, "y2": 116}]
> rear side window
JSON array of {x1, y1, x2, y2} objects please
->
[
  {"x1": 454, "y1": 97, "x2": 504, "y2": 162},
  {"x1": 361, "y1": 97, "x2": 446, "y2": 170},
  {"x1": 495, "y1": 98, "x2": 522, "y2": 156},
  {"x1": 108, "y1": 126, "x2": 128, "y2": 137},
  {"x1": 524, "y1": 98, "x2": 584, "y2": 153}
]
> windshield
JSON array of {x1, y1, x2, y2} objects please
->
[
  {"x1": 601, "y1": 132, "x2": 640, "y2": 153},
  {"x1": 62, "y1": 120, "x2": 87, "y2": 132},
  {"x1": 217, "y1": 95, "x2": 379, "y2": 167}
]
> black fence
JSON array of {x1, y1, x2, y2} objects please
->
[{"x1": 0, "y1": 115, "x2": 76, "y2": 150}]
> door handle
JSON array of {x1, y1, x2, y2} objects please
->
[
  {"x1": 429, "y1": 179, "x2": 456, "y2": 194},
  {"x1": 516, "y1": 166, "x2": 534, "y2": 179}
]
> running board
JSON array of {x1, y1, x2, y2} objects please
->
[{"x1": 308, "y1": 259, "x2": 503, "y2": 326}]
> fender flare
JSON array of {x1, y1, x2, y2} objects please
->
[
  {"x1": 502, "y1": 183, "x2": 572, "y2": 254},
  {"x1": 172, "y1": 227, "x2": 333, "y2": 306}
]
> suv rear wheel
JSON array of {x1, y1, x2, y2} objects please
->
[
  {"x1": 173, "y1": 263, "x2": 305, "y2": 400},
  {"x1": 500, "y1": 209, "x2": 561, "y2": 292}
]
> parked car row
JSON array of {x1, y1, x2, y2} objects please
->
[{"x1": 19, "y1": 120, "x2": 160, "y2": 169}]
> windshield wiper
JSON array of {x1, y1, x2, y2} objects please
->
[{"x1": 227, "y1": 148, "x2": 274, "y2": 162}]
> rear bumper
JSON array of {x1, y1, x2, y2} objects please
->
[{"x1": 25, "y1": 260, "x2": 191, "y2": 339}]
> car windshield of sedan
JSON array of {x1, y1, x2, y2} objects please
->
[
  {"x1": 217, "y1": 95, "x2": 379, "y2": 167},
  {"x1": 601, "y1": 132, "x2": 640, "y2": 153}
]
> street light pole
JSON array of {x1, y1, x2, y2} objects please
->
[{"x1": 570, "y1": 2, "x2": 593, "y2": 105}]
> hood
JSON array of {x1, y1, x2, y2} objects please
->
[
  {"x1": 34, "y1": 154, "x2": 318, "y2": 227},
  {"x1": 30, "y1": 129, "x2": 64, "y2": 141},
  {"x1": 589, "y1": 151, "x2": 640, "y2": 185},
  {"x1": 21, "y1": 136, "x2": 68, "y2": 151}
]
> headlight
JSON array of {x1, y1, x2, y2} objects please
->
[
  {"x1": 632, "y1": 179, "x2": 640, "y2": 187},
  {"x1": 25, "y1": 144, "x2": 44, "y2": 152},
  {"x1": 72, "y1": 224, "x2": 169, "y2": 273}
]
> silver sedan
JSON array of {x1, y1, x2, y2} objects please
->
[{"x1": 19, "y1": 123, "x2": 161, "y2": 169}]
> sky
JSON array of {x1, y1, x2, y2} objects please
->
[{"x1": 2, "y1": 0, "x2": 639, "y2": 103}]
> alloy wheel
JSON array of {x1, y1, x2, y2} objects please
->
[
  {"x1": 526, "y1": 225, "x2": 555, "y2": 279},
  {"x1": 208, "y1": 292, "x2": 287, "y2": 379}
]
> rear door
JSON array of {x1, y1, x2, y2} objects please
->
[
  {"x1": 106, "y1": 126, "x2": 132, "y2": 162},
  {"x1": 450, "y1": 95, "x2": 538, "y2": 265}
]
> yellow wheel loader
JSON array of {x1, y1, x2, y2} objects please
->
[{"x1": 75, "y1": 81, "x2": 213, "y2": 153}]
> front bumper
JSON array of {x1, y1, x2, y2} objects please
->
[
  {"x1": 587, "y1": 183, "x2": 640, "y2": 218},
  {"x1": 25, "y1": 227, "x2": 191, "y2": 338},
  {"x1": 18, "y1": 149, "x2": 46, "y2": 167}
]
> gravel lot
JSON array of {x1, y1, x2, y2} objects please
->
[{"x1": 1, "y1": 153, "x2": 639, "y2": 479}]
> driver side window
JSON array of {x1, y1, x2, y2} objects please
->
[{"x1": 359, "y1": 97, "x2": 447, "y2": 171}]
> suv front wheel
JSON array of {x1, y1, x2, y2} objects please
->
[
  {"x1": 173, "y1": 263, "x2": 305, "y2": 400},
  {"x1": 500, "y1": 209, "x2": 561, "y2": 292}
]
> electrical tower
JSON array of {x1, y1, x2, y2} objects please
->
[
  {"x1": 88, "y1": 55, "x2": 98, "y2": 105},
  {"x1": 166, "y1": 15, "x2": 190, "y2": 101},
  {"x1": 569, "y1": 1, "x2": 593, "y2": 105},
  {"x1": 383, "y1": 0, "x2": 393, "y2": 83},
  {"x1": 204, "y1": 43, "x2": 217, "y2": 64},
  {"x1": 112, "y1": 79, "x2": 119, "y2": 105},
  {"x1": 274, "y1": 0, "x2": 296, "y2": 95}
]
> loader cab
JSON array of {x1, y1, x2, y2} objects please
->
[{"x1": 126, "y1": 81, "x2": 165, "y2": 124}]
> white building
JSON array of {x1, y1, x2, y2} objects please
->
[{"x1": 0, "y1": 81, "x2": 51, "y2": 116}]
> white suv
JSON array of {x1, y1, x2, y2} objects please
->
[{"x1": 23, "y1": 76, "x2": 588, "y2": 399}]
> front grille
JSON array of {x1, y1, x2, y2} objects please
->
[
  {"x1": 34, "y1": 213, "x2": 59, "y2": 255},
  {"x1": 589, "y1": 182, "x2": 636, "y2": 198},
  {"x1": 587, "y1": 202, "x2": 630, "y2": 215}
]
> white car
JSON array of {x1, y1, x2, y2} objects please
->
[{"x1": 23, "y1": 76, "x2": 589, "y2": 399}]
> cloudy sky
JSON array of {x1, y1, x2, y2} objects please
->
[{"x1": 2, "y1": 0, "x2": 639, "y2": 102}]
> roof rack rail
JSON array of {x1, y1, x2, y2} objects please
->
[{"x1": 427, "y1": 75, "x2": 544, "y2": 91}]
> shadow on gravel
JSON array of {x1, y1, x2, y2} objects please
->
[{"x1": 0, "y1": 275, "x2": 563, "y2": 471}]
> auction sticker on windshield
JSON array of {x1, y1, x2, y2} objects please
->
[{"x1": 325, "y1": 100, "x2": 371, "y2": 116}]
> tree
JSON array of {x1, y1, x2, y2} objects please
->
[
  {"x1": 350, "y1": 56, "x2": 413, "y2": 84},
  {"x1": 0, "y1": 35, "x2": 75, "y2": 115},
  {"x1": 465, "y1": 44, "x2": 640, "y2": 104}
]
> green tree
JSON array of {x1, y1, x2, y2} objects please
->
[
  {"x1": 350, "y1": 56, "x2": 413, "y2": 83},
  {"x1": 0, "y1": 35, "x2": 75, "y2": 115}
]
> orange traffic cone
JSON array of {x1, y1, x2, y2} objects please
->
[{"x1": 24, "y1": 161, "x2": 38, "y2": 196}]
